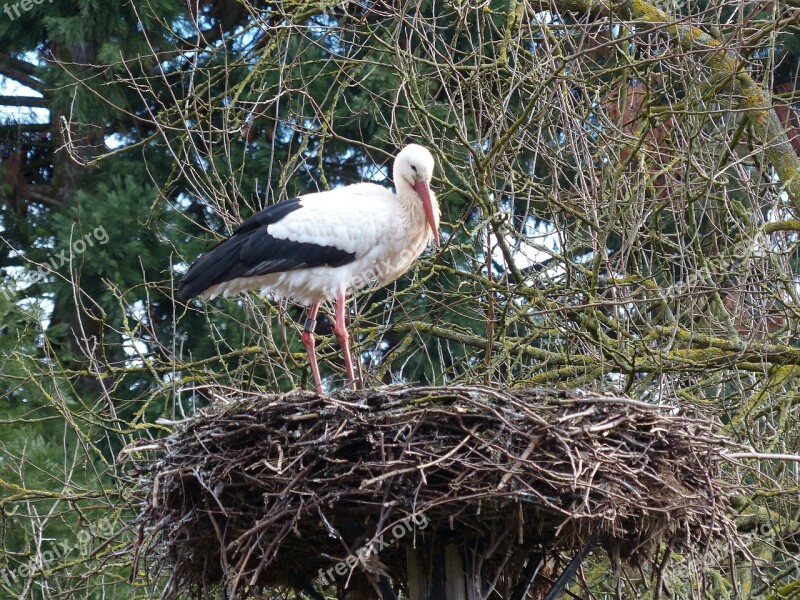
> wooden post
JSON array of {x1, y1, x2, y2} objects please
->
[{"x1": 444, "y1": 545, "x2": 467, "y2": 600}]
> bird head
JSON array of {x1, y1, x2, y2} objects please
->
[{"x1": 395, "y1": 144, "x2": 440, "y2": 246}]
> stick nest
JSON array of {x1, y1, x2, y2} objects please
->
[{"x1": 128, "y1": 385, "x2": 741, "y2": 599}]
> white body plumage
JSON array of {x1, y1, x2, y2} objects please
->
[{"x1": 202, "y1": 181, "x2": 437, "y2": 304}]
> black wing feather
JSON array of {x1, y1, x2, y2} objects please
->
[{"x1": 177, "y1": 198, "x2": 356, "y2": 301}]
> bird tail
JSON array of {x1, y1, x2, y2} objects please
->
[{"x1": 176, "y1": 237, "x2": 246, "y2": 301}]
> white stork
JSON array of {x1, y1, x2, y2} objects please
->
[{"x1": 177, "y1": 144, "x2": 440, "y2": 394}]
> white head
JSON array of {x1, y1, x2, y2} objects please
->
[{"x1": 394, "y1": 144, "x2": 439, "y2": 245}]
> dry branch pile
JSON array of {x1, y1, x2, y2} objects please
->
[{"x1": 129, "y1": 385, "x2": 742, "y2": 599}]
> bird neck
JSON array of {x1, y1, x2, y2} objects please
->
[
  {"x1": 396, "y1": 180, "x2": 439, "y2": 232},
  {"x1": 393, "y1": 169, "x2": 439, "y2": 231},
  {"x1": 395, "y1": 181, "x2": 420, "y2": 210},
  {"x1": 393, "y1": 167, "x2": 413, "y2": 199}
]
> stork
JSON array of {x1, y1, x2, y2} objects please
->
[{"x1": 177, "y1": 144, "x2": 440, "y2": 394}]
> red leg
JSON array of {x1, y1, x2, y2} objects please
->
[
  {"x1": 334, "y1": 291, "x2": 358, "y2": 390},
  {"x1": 301, "y1": 301, "x2": 323, "y2": 395}
]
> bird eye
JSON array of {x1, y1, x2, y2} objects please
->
[{"x1": 411, "y1": 165, "x2": 417, "y2": 173}]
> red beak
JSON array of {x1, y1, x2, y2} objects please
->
[{"x1": 414, "y1": 180, "x2": 440, "y2": 246}]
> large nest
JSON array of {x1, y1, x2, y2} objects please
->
[{"x1": 128, "y1": 385, "x2": 742, "y2": 599}]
